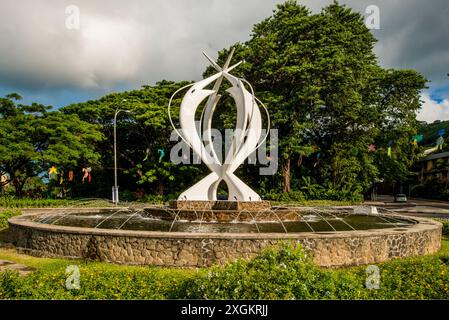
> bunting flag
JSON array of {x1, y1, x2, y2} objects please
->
[
  {"x1": 436, "y1": 136, "x2": 444, "y2": 150},
  {"x1": 143, "y1": 148, "x2": 150, "y2": 161},
  {"x1": 438, "y1": 128, "x2": 446, "y2": 137},
  {"x1": 313, "y1": 152, "x2": 321, "y2": 168},
  {"x1": 48, "y1": 166, "x2": 58, "y2": 180},
  {"x1": 368, "y1": 144, "x2": 376, "y2": 152},
  {"x1": 59, "y1": 171, "x2": 64, "y2": 185},
  {"x1": 158, "y1": 149, "x2": 165, "y2": 162},
  {"x1": 82, "y1": 167, "x2": 92, "y2": 184},
  {"x1": 387, "y1": 147, "x2": 392, "y2": 158},
  {"x1": 412, "y1": 134, "x2": 423, "y2": 146},
  {"x1": 68, "y1": 170, "x2": 74, "y2": 182}
]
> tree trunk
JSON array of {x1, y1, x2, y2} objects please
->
[
  {"x1": 282, "y1": 159, "x2": 291, "y2": 193},
  {"x1": 156, "y1": 180, "x2": 164, "y2": 195},
  {"x1": 13, "y1": 179, "x2": 22, "y2": 197}
]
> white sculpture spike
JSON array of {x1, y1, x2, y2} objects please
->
[{"x1": 169, "y1": 51, "x2": 268, "y2": 201}]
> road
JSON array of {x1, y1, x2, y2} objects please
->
[{"x1": 364, "y1": 195, "x2": 449, "y2": 219}]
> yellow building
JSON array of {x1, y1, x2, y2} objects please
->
[{"x1": 419, "y1": 151, "x2": 449, "y2": 182}]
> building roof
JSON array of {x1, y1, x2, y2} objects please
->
[{"x1": 420, "y1": 151, "x2": 449, "y2": 162}]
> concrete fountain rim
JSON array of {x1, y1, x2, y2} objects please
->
[{"x1": 7, "y1": 207, "x2": 442, "y2": 241}]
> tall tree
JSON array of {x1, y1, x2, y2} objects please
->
[
  {"x1": 0, "y1": 94, "x2": 103, "y2": 195},
  {"x1": 63, "y1": 81, "x2": 203, "y2": 197},
  {"x1": 207, "y1": 1, "x2": 426, "y2": 194}
]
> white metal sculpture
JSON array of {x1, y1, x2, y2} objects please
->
[{"x1": 168, "y1": 49, "x2": 269, "y2": 201}]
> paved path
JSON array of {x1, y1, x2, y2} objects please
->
[
  {"x1": 364, "y1": 196, "x2": 449, "y2": 219},
  {"x1": 0, "y1": 259, "x2": 35, "y2": 276}
]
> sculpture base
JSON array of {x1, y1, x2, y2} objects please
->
[{"x1": 169, "y1": 200, "x2": 271, "y2": 211}]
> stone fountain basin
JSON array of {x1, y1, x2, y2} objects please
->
[{"x1": 7, "y1": 208, "x2": 442, "y2": 268}]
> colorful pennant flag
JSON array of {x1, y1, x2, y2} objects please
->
[
  {"x1": 68, "y1": 170, "x2": 74, "y2": 182},
  {"x1": 158, "y1": 149, "x2": 165, "y2": 162},
  {"x1": 143, "y1": 148, "x2": 150, "y2": 161},
  {"x1": 48, "y1": 166, "x2": 58, "y2": 180},
  {"x1": 436, "y1": 136, "x2": 444, "y2": 150},
  {"x1": 82, "y1": 167, "x2": 92, "y2": 184}
]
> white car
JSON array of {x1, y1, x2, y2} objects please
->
[{"x1": 394, "y1": 194, "x2": 407, "y2": 203}]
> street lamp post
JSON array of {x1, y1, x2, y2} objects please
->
[{"x1": 113, "y1": 104, "x2": 131, "y2": 204}]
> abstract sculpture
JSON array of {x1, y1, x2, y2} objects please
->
[{"x1": 168, "y1": 49, "x2": 269, "y2": 201}]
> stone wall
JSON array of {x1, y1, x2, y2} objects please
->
[{"x1": 7, "y1": 212, "x2": 442, "y2": 267}]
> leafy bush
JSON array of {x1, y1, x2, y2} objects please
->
[
  {"x1": 180, "y1": 244, "x2": 367, "y2": 299},
  {"x1": 1, "y1": 243, "x2": 449, "y2": 299},
  {"x1": 433, "y1": 218, "x2": 449, "y2": 235},
  {"x1": 0, "y1": 265, "x2": 196, "y2": 299},
  {"x1": 138, "y1": 194, "x2": 169, "y2": 204},
  {"x1": 0, "y1": 196, "x2": 74, "y2": 208},
  {"x1": 364, "y1": 256, "x2": 449, "y2": 299},
  {"x1": 411, "y1": 180, "x2": 449, "y2": 201},
  {"x1": 0, "y1": 209, "x2": 21, "y2": 229},
  {"x1": 263, "y1": 185, "x2": 363, "y2": 203}
]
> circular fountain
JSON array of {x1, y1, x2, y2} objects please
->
[{"x1": 7, "y1": 201, "x2": 442, "y2": 267}]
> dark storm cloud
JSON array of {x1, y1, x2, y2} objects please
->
[{"x1": 0, "y1": 0, "x2": 448, "y2": 120}]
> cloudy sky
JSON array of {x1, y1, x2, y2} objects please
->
[{"x1": 0, "y1": 0, "x2": 448, "y2": 123}]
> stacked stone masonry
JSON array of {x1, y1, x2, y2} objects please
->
[{"x1": 7, "y1": 210, "x2": 442, "y2": 267}]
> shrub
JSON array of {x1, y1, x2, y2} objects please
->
[
  {"x1": 0, "y1": 196, "x2": 73, "y2": 208},
  {"x1": 1, "y1": 243, "x2": 449, "y2": 299},
  {"x1": 0, "y1": 264, "x2": 196, "y2": 299},
  {"x1": 0, "y1": 209, "x2": 21, "y2": 229},
  {"x1": 180, "y1": 244, "x2": 367, "y2": 299},
  {"x1": 433, "y1": 218, "x2": 449, "y2": 235}
]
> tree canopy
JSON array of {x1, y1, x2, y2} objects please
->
[
  {"x1": 0, "y1": 94, "x2": 103, "y2": 195},
  {"x1": 206, "y1": 1, "x2": 427, "y2": 194}
]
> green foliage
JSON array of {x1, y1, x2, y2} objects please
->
[
  {"x1": 0, "y1": 196, "x2": 73, "y2": 208},
  {"x1": 433, "y1": 219, "x2": 449, "y2": 235},
  {"x1": 418, "y1": 120, "x2": 449, "y2": 150},
  {"x1": 1, "y1": 242, "x2": 449, "y2": 299},
  {"x1": 263, "y1": 177, "x2": 364, "y2": 202},
  {"x1": 363, "y1": 255, "x2": 449, "y2": 299},
  {"x1": 0, "y1": 94, "x2": 103, "y2": 196},
  {"x1": 181, "y1": 244, "x2": 365, "y2": 299},
  {"x1": 0, "y1": 1, "x2": 431, "y2": 199},
  {"x1": 411, "y1": 180, "x2": 449, "y2": 200},
  {"x1": 179, "y1": 244, "x2": 449, "y2": 299},
  {"x1": 208, "y1": 0, "x2": 427, "y2": 195},
  {"x1": 0, "y1": 209, "x2": 20, "y2": 229},
  {"x1": 0, "y1": 196, "x2": 120, "y2": 209},
  {"x1": 62, "y1": 81, "x2": 202, "y2": 198}
]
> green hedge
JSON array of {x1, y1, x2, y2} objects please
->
[
  {"x1": 0, "y1": 265, "x2": 196, "y2": 299},
  {"x1": 263, "y1": 190, "x2": 363, "y2": 203},
  {"x1": 0, "y1": 196, "x2": 74, "y2": 208},
  {"x1": 0, "y1": 209, "x2": 21, "y2": 229},
  {"x1": 180, "y1": 244, "x2": 449, "y2": 299},
  {"x1": 1, "y1": 244, "x2": 449, "y2": 299},
  {"x1": 432, "y1": 218, "x2": 449, "y2": 235}
]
